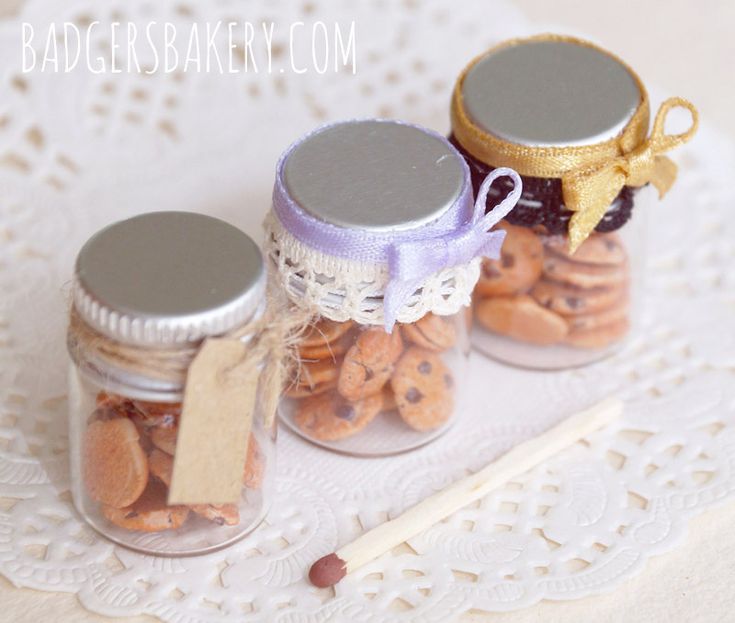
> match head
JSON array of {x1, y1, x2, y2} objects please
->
[{"x1": 309, "y1": 553, "x2": 347, "y2": 587}]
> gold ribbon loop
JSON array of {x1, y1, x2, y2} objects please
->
[
  {"x1": 649, "y1": 97, "x2": 699, "y2": 154},
  {"x1": 451, "y1": 35, "x2": 700, "y2": 253},
  {"x1": 562, "y1": 97, "x2": 699, "y2": 252}
]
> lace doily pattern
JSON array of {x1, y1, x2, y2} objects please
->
[
  {"x1": 1, "y1": 0, "x2": 734, "y2": 621},
  {"x1": 264, "y1": 212, "x2": 481, "y2": 326}
]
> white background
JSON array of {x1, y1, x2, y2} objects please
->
[{"x1": 1, "y1": 1, "x2": 733, "y2": 621}]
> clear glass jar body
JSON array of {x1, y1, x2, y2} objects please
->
[
  {"x1": 471, "y1": 185, "x2": 652, "y2": 369},
  {"x1": 68, "y1": 349, "x2": 276, "y2": 556},
  {"x1": 279, "y1": 310, "x2": 470, "y2": 456}
]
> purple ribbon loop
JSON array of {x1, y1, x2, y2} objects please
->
[{"x1": 383, "y1": 167, "x2": 522, "y2": 331}]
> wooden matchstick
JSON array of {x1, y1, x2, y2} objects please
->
[{"x1": 309, "y1": 397, "x2": 623, "y2": 587}]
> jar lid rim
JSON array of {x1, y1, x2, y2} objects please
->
[
  {"x1": 73, "y1": 211, "x2": 265, "y2": 346},
  {"x1": 281, "y1": 119, "x2": 467, "y2": 232},
  {"x1": 461, "y1": 38, "x2": 641, "y2": 148}
]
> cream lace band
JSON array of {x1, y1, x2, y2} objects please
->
[{"x1": 264, "y1": 211, "x2": 482, "y2": 326}]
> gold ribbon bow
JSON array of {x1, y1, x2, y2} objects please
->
[
  {"x1": 562, "y1": 97, "x2": 698, "y2": 251},
  {"x1": 451, "y1": 34, "x2": 700, "y2": 253}
]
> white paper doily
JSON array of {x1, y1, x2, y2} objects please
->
[{"x1": 1, "y1": 1, "x2": 734, "y2": 621}]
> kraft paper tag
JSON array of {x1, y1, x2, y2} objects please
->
[{"x1": 168, "y1": 338, "x2": 258, "y2": 505}]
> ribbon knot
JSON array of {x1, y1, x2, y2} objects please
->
[
  {"x1": 623, "y1": 142, "x2": 656, "y2": 187},
  {"x1": 562, "y1": 97, "x2": 698, "y2": 253},
  {"x1": 383, "y1": 167, "x2": 522, "y2": 332}
]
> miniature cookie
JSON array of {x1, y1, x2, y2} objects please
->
[
  {"x1": 148, "y1": 449, "x2": 242, "y2": 526},
  {"x1": 475, "y1": 221, "x2": 544, "y2": 296},
  {"x1": 87, "y1": 404, "x2": 123, "y2": 425},
  {"x1": 566, "y1": 318, "x2": 630, "y2": 349},
  {"x1": 299, "y1": 330, "x2": 354, "y2": 361},
  {"x1": 294, "y1": 391, "x2": 383, "y2": 441},
  {"x1": 545, "y1": 232, "x2": 627, "y2": 266},
  {"x1": 190, "y1": 503, "x2": 240, "y2": 526},
  {"x1": 150, "y1": 425, "x2": 178, "y2": 455},
  {"x1": 132, "y1": 400, "x2": 182, "y2": 418},
  {"x1": 148, "y1": 448, "x2": 174, "y2": 486},
  {"x1": 402, "y1": 313, "x2": 457, "y2": 352},
  {"x1": 475, "y1": 295, "x2": 569, "y2": 345},
  {"x1": 300, "y1": 319, "x2": 354, "y2": 349},
  {"x1": 566, "y1": 304, "x2": 629, "y2": 332},
  {"x1": 542, "y1": 255, "x2": 628, "y2": 289},
  {"x1": 83, "y1": 418, "x2": 149, "y2": 508},
  {"x1": 133, "y1": 424, "x2": 155, "y2": 455},
  {"x1": 391, "y1": 347, "x2": 454, "y2": 431},
  {"x1": 96, "y1": 392, "x2": 128, "y2": 409},
  {"x1": 90, "y1": 393, "x2": 138, "y2": 424},
  {"x1": 130, "y1": 400, "x2": 181, "y2": 429},
  {"x1": 531, "y1": 279, "x2": 627, "y2": 316},
  {"x1": 243, "y1": 435, "x2": 265, "y2": 489},
  {"x1": 381, "y1": 387, "x2": 398, "y2": 412},
  {"x1": 286, "y1": 358, "x2": 340, "y2": 398},
  {"x1": 102, "y1": 480, "x2": 189, "y2": 532},
  {"x1": 338, "y1": 327, "x2": 403, "y2": 401}
]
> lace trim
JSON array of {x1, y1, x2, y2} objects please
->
[{"x1": 263, "y1": 211, "x2": 480, "y2": 325}]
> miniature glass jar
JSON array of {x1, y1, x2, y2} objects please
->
[
  {"x1": 450, "y1": 35, "x2": 697, "y2": 370},
  {"x1": 265, "y1": 120, "x2": 521, "y2": 456},
  {"x1": 67, "y1": 211, "x2": 274, "y2": 555}
]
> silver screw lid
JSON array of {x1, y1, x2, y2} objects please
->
[
  {"x1": 282, "y1": 120, "x2": 466, "y2": 231},
  {"x1": 461, "y1": 39, "x2": 641, "y2": 147},
  {"x1": 73, "y1": 211, "x2": 265, "y2": 346}
]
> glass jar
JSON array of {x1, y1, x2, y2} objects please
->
[
  {"x1": 450, "y1": 35, "x2": 697, "y2": 370},
  {"x1": 265, "y1": 119, "x2": 520, "y2": 456},
  {"x1": 456, "y1": 149, "x2": 655, "y2": 370},
  {"x1": 67, "y1": 211, "x2": 275, "y2": 555}
]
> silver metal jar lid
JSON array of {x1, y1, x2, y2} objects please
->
[
  {"x1": 73, "y1": 211, "x2": 265, "y2": 346},
  {"x1": 282, "y1": 120, "x2": 466, "y2": 231},
  {"x1": 461, "y1": 39, "x2": 641, "y2": 147}
]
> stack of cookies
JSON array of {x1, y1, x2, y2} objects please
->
[
  {"x1": 474, "y1": 221, "x2": 630, "y2": 349},
  {"x1": 82, "y1": 392, "x2": 264, "y2": 532},
  {"x1": 289, "y1": 314, "x2": 458, "y2": 442}
]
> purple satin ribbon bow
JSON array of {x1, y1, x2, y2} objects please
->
[
  {"x1": 383, "y1": 167, "x2": 522, "y2": 330},
  {"x1": 272, "y1": 120, "x2": 522, "y2": 332}
]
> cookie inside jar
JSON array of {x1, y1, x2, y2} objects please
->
[
  {"x1": 67, "y1": 212, "x2": 276, "y2": 555},
  {"x1": 74, "y1": 387, "x2": 270, "y2": 552},
  {"x1": 468, "y1": 209, "x2": 646, "y2": 370},
  {"x1": 450, "y1": 35, "x2": 697, "y2": 369},
  {"x1": 266, "y1": 119, "x2": 516, "y2": 456},
  {"x1": 280, "y1": 312, "x2": 467, "y2": 455}
]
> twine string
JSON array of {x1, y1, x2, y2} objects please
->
[{"x1": 68, "y1": 294, "x2": 312, "y2": 395}]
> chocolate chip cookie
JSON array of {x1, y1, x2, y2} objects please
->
[
  {"x1": 338, "y1": 327, "x2": 404, "y2": 401},
  {"x1": 475, "y1": 221, "x2": 544, "y2": 296},
  {"x1": 531, "y1": 279, "x2": 628, "y2": 316},
  {"x1": 102, "y1": 479, "x2": 189, "y2": 532},
  {"x1": 390, "y1": 347, "x2": 454, "y2": 431},
  {"x1": 294, "y1": 391, "x2": 383, "y2": 441},
  {"x1": 402, "y1": 313, "x2": 457, "y2": 352},
  {"x1": 475, "y1": 295, "x2": 569, "y2": 345},
  {"x1": 545, "y1": 232, "x2": 627, "y2": 266},
  {"x1": 83, "y1": 417, "x2": 149, "y2": 508},
  {"x1": 542, "y1": 255, "x2": 628, "y2": 289},
  {"x1": 287, "y1": 357, "x2": 340, "y2": 398}
]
